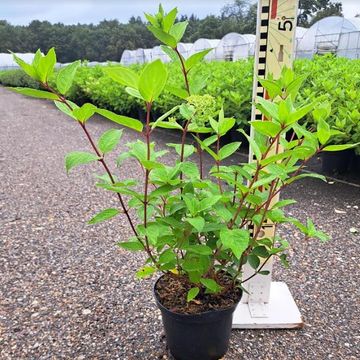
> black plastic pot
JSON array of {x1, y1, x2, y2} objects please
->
[
  {"x1": 321, "y1": 149, "x2": 354, "y2": 175},
  {"x1": 154, "y1": 277, "x2": 240, "y2": 360}
]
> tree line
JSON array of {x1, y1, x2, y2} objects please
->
[{"x1": 0, "y1": 0, "x2": 342, "y2": 63}]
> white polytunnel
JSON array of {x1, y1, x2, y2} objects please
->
[
  {"x1": 296, "y1": 16, "x2": 360, "y2": 58},
  {"x1": 177, "y1": 43, "x2": 193, "y2": 59},
  {"x1": 215, "y1": 33, "x2": 255, "y2": 61},
  {"x1": 133, "y1": 48, "x2": 153, "y2": 64},
  {"x1": 232, "y1": 34, "x2": 256, "y2": 60},
  {"x1": 152, "y1": 46, "x2": 170, "y2": 63},
  {"x1": 189, "y1": 39, "x2": 220, "y2": 61},
  {"x1": 0, "y1": 53, "x2": 36, "y2": 70},
  {"x1": 120, "y1": 50, "x2": 137, "y2": 65}
]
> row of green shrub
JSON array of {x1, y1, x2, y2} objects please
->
[{"x1": 1, "y1": 55, "x2": 359, "y2": 152}]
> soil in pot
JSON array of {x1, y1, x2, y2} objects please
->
[{"x1": 154, "y1": 274, "x2": 241, "y2": 360}]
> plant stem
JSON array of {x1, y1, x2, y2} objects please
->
[{"x1": 241, "y1": 255, "x2": 273, "y2": 284}]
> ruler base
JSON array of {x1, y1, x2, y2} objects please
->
[{"x1": 232, "y1": 282, "x2": 304, "y2": 329}]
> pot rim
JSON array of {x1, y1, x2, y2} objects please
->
[{"x1": 153, "y1": 275, "x2": 242, "y2": 318}]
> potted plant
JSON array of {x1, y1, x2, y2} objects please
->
[{"x1": 8, "y1": 5, "x2": 358, "y2": 360}]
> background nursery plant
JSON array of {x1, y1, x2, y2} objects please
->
[{"x1": 8, "y1": 5, "x2": 357, "y2": 314}]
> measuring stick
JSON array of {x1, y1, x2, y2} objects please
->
[{"x1": 233, "y1": 0, "x2": 303, "y2": 329}]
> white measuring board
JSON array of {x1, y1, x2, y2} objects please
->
[{"x1": 233, "y1": 0, "x2": 303, "y2": 329}]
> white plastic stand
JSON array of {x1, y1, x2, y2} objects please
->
[{"x1": 232, "y1": 259, "x2": 303, "y2": 329}]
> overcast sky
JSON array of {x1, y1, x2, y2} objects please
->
[{"x1": 1, "y1": 0, "x2": 359, "y2": 25}]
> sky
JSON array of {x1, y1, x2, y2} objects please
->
[{"x1": 1, "y1": 0, "x2": 359, "y2": 25}]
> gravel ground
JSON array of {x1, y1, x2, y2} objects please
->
[{"x1": 0, "y1": 86, "x2": 359, "y2": 360}]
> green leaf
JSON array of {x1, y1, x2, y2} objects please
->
[
  {"x1": 252, "y1": 246, "x2": 269, "y2": 258},
  {"x1": 258, "y1": 270, "x2": 270, "y2": 276},
  {"x1": 186, "y1": 217, "x2": 205, "y2": 232},
  {"x1": 151, "y1": 105, "x2": 180, "y2": 129},
  {"x1": 159, "y1": 249, "x2": 176, "y2": 263},
  {"x1": 125, "y1": 87, "x2": 144, "y2": 100},
  {"x1": 9, "y1": 87, "x2": 59, "y2": 100},
  {"x1": 238, "y1": 129, "x2": 261, "y2": 161},
  {"x1": 250, "y1": 121, "x2": 281, "y2": 137},
  {"x1": 65, "y1": 151, "x2": 99, "y2": 173},
  {"x1": 187, "y1": 287, "x2": 199, "y2": 302},
  {"x1": 199, "y1": 196, "x2": 222, "y2": 211},
  {"x1": 155, "y1": 121, "x2": 183, "y2": 130},
  {"x1": 218, "y1": 142, "x2": 241, "y2": 160},
  {"x1": 147, "y1": 25, "x2": 177, "y2": 47},
  {"x1": 160, "y1": 45, "x2": 179, "y2": 62},
  {"x1": 166, "y1": 143, "x2": 195, "y2": 158},
  {"x1": 248, "y1": 254, "x2": 260, "y2": 269},
  {"x1": 96, "y1": 108, "x2": 143, "y2": 132},
  {"x1": 117, "y1": 240, "x2": 144, "y2": 251},
  {"x1": 317, "y1": 118, "x2": 331, "y2": 145},
  {"x1": 54, "y1": 100, "x2": 79, "y2": 120},
  {"x1": 185, "y1": 49, "x2": 212, "y2": 72},
  {"x1": 88, "y1": 208, "x2": 120, "y2": 224},
  {"x1": 322, "y1": 143, "x2": 359, "y2": 152},
  {"x1": 103, "y1": 66, "x2": 139, "y2": 89},
  {"x1": 200, "y1": 278, "x2": 222, "y2": 293},
  {"x1": 98, "y1": 129, "x2": 123, "y2": 154},
  {"x1": 56, "y1": 61, "x2": 80, "y2": 94},
  {"x1": 256, "y1": 97, "x2": 279, "y2": 120},
  {"x1": 136, "y1": 266, "x2": 156, "y2": 279},
  {"x1": 163, "y1": 8, "x2": 178, "y2": 32},
  {"x1": 37, "y1": 47, "x2": 56, "y2": 82},
  {"x1": 220, "y1": 228, "x2": 249, "y2": 259},
  {"x1": 72, "y1": 103, "x2": 96, "y2": 123},
  {"x1": 286, "y1": 172, "x2": 327, "y2": 184},
  {"x1": 187, "y1": 244, "x2": 212, "y2": 255},
  {"x1": 287, "y1": 103, "x2": 314, "y2": 125},
  {"x1": 139, "y1": 60, "x2": 168, "y2": 102},
  {"x1": 258, "y1": 79, "x2": 282, "y2": 99},
  {"x1": 170, "y1": 21, "x2": 188, "y2": 42},
  {"x1": 11, "y1": 52, "x2": 38, "y2": 79},
  {"x1": 166, "y1": 84, "x2": 188, "y2": 99}
]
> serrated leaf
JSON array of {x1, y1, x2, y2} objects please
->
[
  {"x1": 98, "y1": 129, "x2": 123, "y2": 154},
  {"x1": 186, "y1": 217, "x2": 205, "y2": 232},
  {"x1": 88, "y1": 208, "x2": 120, "y2": 224},
  {"x1": 220, "y1": 228, "x2": 249, "y2": 259},
  {"x1": 65, "y1": 151, "x2": 99, "y2": 173}
]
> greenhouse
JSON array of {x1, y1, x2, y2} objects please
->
[
  {"x1": 177, "y1": 42, "x2": 193, "y2": 59},
  {"x1": 232, "y1": 34, "x2": 256, "y2": 60},
  {"x1": 215, "y1": 33, "x2": 255, "y2": 61},
  {"x1": 133, "y1": 48, "x2": 153, "y2": 64},
  {"x1": 295, "y1": 27, "x2": 308, "y2": 49},
  {"x1": 0, "y1": 53, "x2": 36, "y2": 71},
  {"x1": 120, "y1": 50, "x2": 137, "y2": 65},
  {"x1": 189, "y1": 38, "x2": 220, "y2": 61},
  {"x1": 296, "y1": 16, "x2": 360, "y2": 58},
  {"x1": 151, "y1": 46, "x2": 170, "y2": 63}
]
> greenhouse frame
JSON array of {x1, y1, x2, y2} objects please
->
[{"x1": 296, "y1": 17, "x2": 360, "y2": 58}]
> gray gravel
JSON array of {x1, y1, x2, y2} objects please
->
[{"x1": 0, "y1": 86, "x2": 359, "y2": 360}]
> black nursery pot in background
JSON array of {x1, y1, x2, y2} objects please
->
[
  {"x1": 321, "y1": 149, "x2": 355, "y2": 175},
  {"x1": 154, "y1": 278, "x2": 241, "y2": 360}
]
